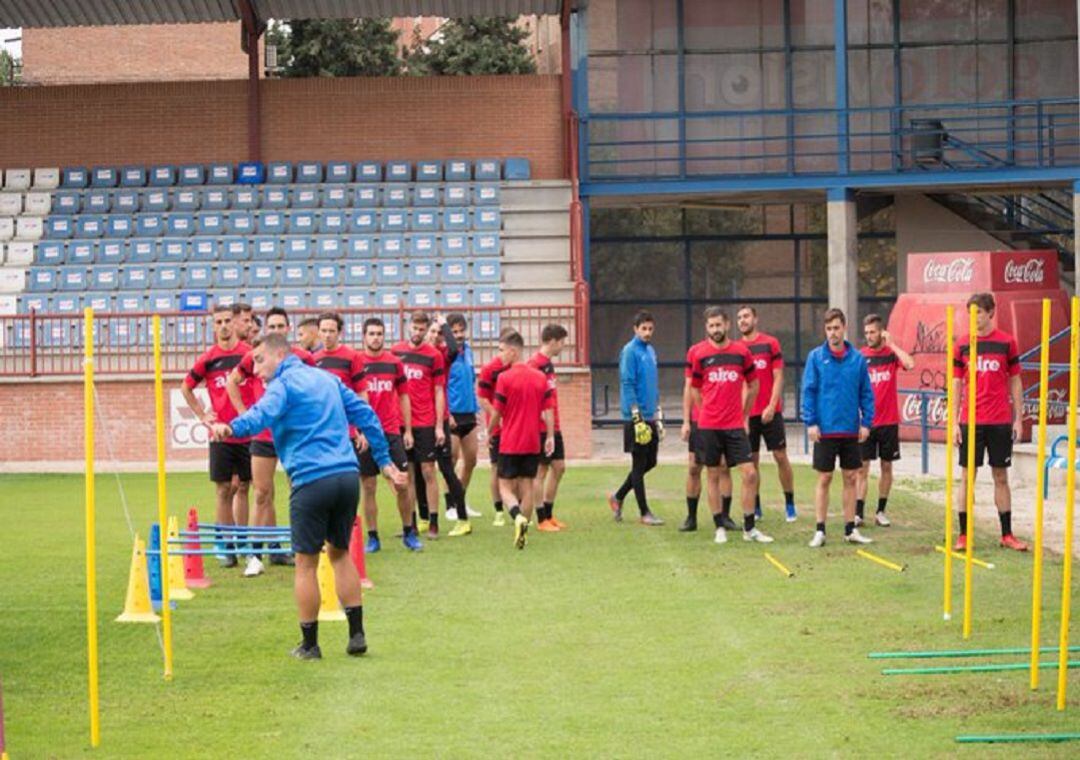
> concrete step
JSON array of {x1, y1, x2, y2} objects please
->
[
  {"x1": 504, "y1": 235, "x2": 570, "y2": 261},
  {"x1": 503, "y1": 259, "x2": 574, "y2": 285},
  {"x1": 501, "y1": 181, "x2": 572, "y2": 209},
  {"x1": 501, "y1": 285, "x2": 576, "y2": 306},
  {"x1": 502, "y1": 208, "x2": 570, "y2": 235}
]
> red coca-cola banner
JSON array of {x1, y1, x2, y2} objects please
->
[
  {"x1": 990, "y1": 250, "x2": 1060, "y2": 291},
  {"x1": 907, "y1": 250, "x2": 1058, "y2": 294}
]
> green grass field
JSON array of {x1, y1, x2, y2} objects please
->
[{"x1": 1, "y1": 464, "x2": 1078, "y2": 758}]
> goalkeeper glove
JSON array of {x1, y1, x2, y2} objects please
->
[{"x1": 631, "y1": 409, "x2": 653, "y2": 445}]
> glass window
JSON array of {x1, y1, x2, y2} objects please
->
[
  {"x1": 848, "y1": 0, "x2": 895, "y2": 45},
  {"x1": 790, "y1": 0, "x2": 835, "y2": 46},
  {"x1": 1016, "y1": 0, "x2": 1078, "y2": 39},
  {"x1": 683, "y1": 0, "x2": 785, "y2": 51},
  {"x1": 900, "y1": 0, "x2": 975, "y2": 43},
  {"x1": 1015, "y1": 40, "x2": 1079, "y2": 98},
  {"x1": 590, "y1": 242, "x2": 685, "y2": 300},
  {"x1": 591, "y1": 207, "x2": 684, "y2": 238},
  {"x1": 591, "y1": 303, "x2": 687, "y2": 365},
  {"x1": 685, "y1": 53, "x2": 787, "y2": 112}
]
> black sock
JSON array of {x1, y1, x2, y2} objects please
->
[
  {"x1": 958, "y1": 512, "x2": 967, "y2": 535},
  {"x1": 270, "y1": 541, "x2": 281, "y2": 551},
  {"x1": 844, "y1": 521, "x2": 855, "y2": 536},
  {"x1": 712, "y1": 512, "x2": 725, "y2": 529},
  {"x1": 544, "y1": 501, "x2": 555, "y2": 520},
  {"x1": 368, "y1": 530, "x2": 378, "y2": 540},
  {"x1": 744, "y1": 513, "x2": 755, "y2": 532},
  {"x1": 429, "y1": 513, "x2": 438, "y2": 529},
  {"x1": 444, "y1": 492, "x2": 452, "y2": 510},
  {"x1": 614, "y1": 474, "x2": 633, "y2": 503},
  {"x1": 816, "y1": 522, "x2": 826, "y2": 533},
  {"x1": 344, "y1": 605, "x2": 364, "y2": 638},
  {"x1": 784, "y1": 491, "x2": 795, "y2": 507},
  {"x1": 721, "y1": 496, "x2": 732, "y2": 518},
  {"x1": 999, "y1": 510, "x2": 1012, "y2": 537},
  {"x1": 687, "y1": 496, "x2": 699, "y2": 520},
  {"x1": 855, "y1": 499, "x2": 865, "y2": 519},
  {"x1": 494, "y1": 500, "x2": 504, "y2": 513},
  {"x1": 537, "y1": 505, "x2": 550, "y2": 522},
  {"x1": 877, "y1": 497, "x2": 888, "y2": 514},
  {"x1": 300, "y1": 621, "x2": 318, "y2": 650},
  {"x1": 754, "y1": 494, "x2": 761, "y2": 511},
  {"x1": 252, "y1": 541, "x2": 264, "y2": 555},
  {"x1": 509, "y1": 505, "x2": 522, "y2": 520}
]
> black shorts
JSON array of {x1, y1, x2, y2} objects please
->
[
  {"x1": 249, "y1": 439, "x2": 277, "y2": 459},
  {"x1": 748, "y1": 414, "x2": 787, "y2": 453},
  {"x1": 688, "y1": 421, "x2": 705, "y2": 466},
  {"x1": 698, "y1": 428, "x2": 753, "y2": 468},
  {"x1": 451, "y1": 413, "x2": 478, "y2": 438},
  {"x1": 359, "y1": 433, "x2": 409, "y2": 478},
  {"x1": 488, "y1": 434, "x2": 500, "y2": 463},
  {"x1": 540, "y1": 431, "x2": 566, "y2": 464},
  {"x1": 623, "y1": 421, "x2": 659, "y2": 469},
  {"x1": 209, "y1": 441, "x2": 252, "y2": 483},
  {"x1": 289, "y1": 471, "x2": 359, "y2": 554},
  {"x1": 959, "y1": 424, "x2": 1014, "y2": 469},
  {"x1": 813, "y1": 437, "x2": 862, "y2": 472},
  {"x1": 497, "y1": 453, "x2": 541, "y2": 480},
  {"x1": 407, "y1": 426, "x2": 438, "y2": 463},
  {"x1": 860, "y1": 425, "x2": 901, "y2": 462}
]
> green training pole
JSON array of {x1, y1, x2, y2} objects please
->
[
  {"x1": 869, "y1": 645, "x2": 1080, "y2": 660},
  {"x1": 956, "y1": 733, "x2": 1080, "y2": 744},
  {"x1": 883, "y1": 660, "x2": 1080, "y2": 676}
]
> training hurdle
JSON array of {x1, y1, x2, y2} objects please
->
[
  {"x1": 869, "y1": 645, "x2": 1080, "y2": 660},
  {"x1": 956, "y1": 733, "x2": 1080, "y2": 744}
]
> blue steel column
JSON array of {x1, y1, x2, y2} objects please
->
[
  {"x1": 574, "y1": 6, "x2": 589, "y2": 185},
  {"x1": 677, "y1": 0, "x2": 687, "y2": 178},
  {"x1": 834, "y1": 0, "x2": 849, "y2": 174}
]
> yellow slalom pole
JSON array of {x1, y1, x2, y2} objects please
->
[
  {"x1": 83, "y1": 307, "x2": 100, "y2": 747},
  {"x1": 1031, "y1": 299, "x2": 1051, "y2": 689},
  {"x1": 1056, "y1": 295, "x2": 1079, "y2": 711},
  {"x1": 944, "y1": 305, "x2": 956, "y2": 621},
  {"x1": 933, "y1": 545, "x2": 994, "y2": 570},
  {"x1": 153, "y1": 315, "x2": 174, "y2": 680},
  {"x1": 962, "y1": 304, "x2": 978, "y2": 640},
  {"x1": 856, "y1": 548, "x2": 907, "y2": 573},
  {"x1": 764, "y1": 552, "x2": 794, "y2": 578}
]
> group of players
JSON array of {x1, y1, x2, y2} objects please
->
[{"x1": 182, "y1": 303, "x2": 573, "y2": 572}]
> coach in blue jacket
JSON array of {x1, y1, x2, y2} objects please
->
[
  {"x1": 211, "y1": 333, "x2": 407, "y2": 660},
  {"x1": 801, "y1": 308, "x2": 876, "y2": 549}
]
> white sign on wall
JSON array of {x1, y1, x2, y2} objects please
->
[{"x1": 170, "y1": 388, "x2": 210, "y2": 450}]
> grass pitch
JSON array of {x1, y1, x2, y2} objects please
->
[{"x1": 0, "y1": 464, "x2": 1077, "y2": 758}]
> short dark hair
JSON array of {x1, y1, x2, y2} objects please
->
[
  {"x1": 261, "y1": 333, "x2": 289, "y2": 352},
  {"x1": 967, "y1": 292, "x2": 996, "y2": 313},
  {"x1": 541, "y1": 323, "x2": 568, "y2": 343},
  {"x1": 363, "y1": 317, "x2": 385, "y2": 333},
  {"x1": 411, "y1": 310, "x2": 431, "y2": 327},
  {"x1": 823, "y1": 308, "x2": 846, "y2": 325},
  {"x1": 446, "y1": 312, "x2": 467, "y2": 329},
  {"x1": 499, "y1": 326, "x2": 518, "y2": 340},
  {"x1": 252, "y1": 315, "x2": 262, "y2": 328},
  {"x1": 500, "y1": 330, "x2": 525, "y2": 349},
  {"x1": 633, "y1": 310, "x2": 654, "y2": 327},
  {"x1": 318, "y1": 312, "x2": 343, "y2": 330},
  {"x1": 703, "y1": 306, "x2": 728, "y2": 322},
  {"x1": 297, "y1": 316, "x2": 319, "y2": 329},
  {"x1": 266, "y1": 306, "x2": 289, "y2": 325},
  {"x1": 863, "y1": 313, "x2": 884, "y2": 328},
  {"x1": 211, "y1": 303, "x2": 233, "y2": 316},
  {"x1": 736, "y1": 305, "x2": 757, "y2": 317},
  {"x1": 233, "y1": 302, "x2": 252, "y2": 315}
]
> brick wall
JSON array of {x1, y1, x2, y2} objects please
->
[{"x1": 0, "y1": 75, "x2": 564, "y2": 178}]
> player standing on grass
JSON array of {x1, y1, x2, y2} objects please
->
[
  {"x1": 211, "y1": 333, "x2": 407, "y2": 660},
  {"x1": 478, "y1": 337, "x2": 511, "y2": 526},
  {"x1": 444, "y1": 313, "x2": 482, "y2": 524},
  {"x1": 736, "y1": 306, "x2": 798, "y2": 523},
  {"x1": 952, "y1": 292, "x2": 1028, "y2": 552},
  {"x1": 609, "y1": 311, "x2": 664, "y2": 526},
  {"x1": 180, "y1": 305, "x2": 254, "y2": 568},
  {"x1": 856, "y1": 314, "x2": 915, "y2": 529},
  {"x1": 486, "y1": 330, "x2": 556, "y2": 549},
  {"x1": 801, "y1": 308, "x2": 875, "y2": 548},
  {"x1": 529, "y1": 324, "x2": 569, "y2": 532},
  {"x1": 225, "y1": 307, "x2": 314, "y2": 576},
  {"x1": 353, "y1": 317, "x2": 416, "y2": 554},
  {"x1": 688, "y1": 308, "x2": 774, "y2": 546},
  {"x1": 230, "y1": 303, "x2": 255, "y2": 543}
]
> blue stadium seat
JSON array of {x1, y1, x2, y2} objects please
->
[
  {"x1": 386, "y1": 161, "x2": 411, "y2": 182},
  {"x1": 322, "y1": 186, "x2": 348, "y2": 208},
  {"x1": 353, "y1": 186, "x2": 378, "y2": 207},
  {"x1": 19, "y1": 293, "x2": 51, "y2": 312},
  {"x1": 257, "y1": 211, "x2": 286, "y2": 235},
  {"x1": 445, "y1": 160, "x2": 471, "y2": 181},
  {"x1": 356, "y1": 162, "x2": 382, "y2": 182},
  {"x1": 409, "y1": 259, "x2": 438, "y2": 284},
  {"x1": 326, "y1": 161, "x2": 352, "y2": 183},
  {"x1": 62, "y1": 168, "x2": 89, "y2": 188},
  {"x1": 373, "y1": 287, "x2": 402, "y2": 310},
  {"x1": 310, "y1": 289, "x2": 337, "y2": 311},
  {"x1": 251, "y1": 237, "x2": 279, "y2": 260},
  {"x1": 147, "y1": 291, "x2": 177, "y2": 311},
  {"x1": 98, "y1": 241, "x2": 125, "y2": 264},
  {"x1": 473, "y1": 285, "x2": 502, "y2": 307},
  {"x1": 409, "y1": 234, "x2": 437, "y2": 257},
  {"x1": 384, "y1": 185, "x2": 409, "y2": 207},
  {"x1": 296, "y1": 162, "x2": 323, "y2": 184},
  {"x1": 208, "y1": 164, "x2": 233, "y2": 185},
  {"x1": 246, "y1": 290, "x2": 273, "y2": 310},
  {"x1": 344, "y1": 262, "x2": 373, "y2": 286},
  {"x1": 189, "y1": 239, "x2": 220, "y2": 261},
  {"x1": 278, "y1": 289, "x2": 308, "y2": 310},
  {"x1": 45, "y1": 217, "x2": 73, "y2": 239},
  {"x1": 68, "y1": 241, "x2": 95, "y2": 266},
  {"x1": 411, "y1": 209, "x2": 438, "y2": 232},
  {"x1": 114, "y1": 191, "x2": 139, "y2": 214},
  {"x1": 289, "y1": 212, "x2": 316, "y2": 235},
  {"x1": 441, "y1": 234, "x2": 470, "y2": 257},
  {"x1": 53, "y1": 192, "x2": 81, "y2": 214},
  {"x1": 179, "y1": 165, "x2": 205, "y2": 186},
  {"x1": 407, "y1": 287, "x2": 437, "y2": 308},
  {"x1": 211, "y1": 291, "x2": 240, "y2": 308},
  {"x1": 226, "y1": 212, "x2": 255, "y2": 235},
  {"x1": 60, "y1": 268, "x2": 88, "y2": 291},
  {"x1": 174, "y1": 190, "x2": 200, "y2": 212},
  {"x1": 414, "y1": 186, "x2": 439, "y2": 206},
  {"x1": 504, "y1": 158, "x2": 531, "y2": 180},
  {"x1": 108, "y1": 316, "x2": 145, "y2": 347},
  {"x1": 475, "y1": 310, "x2": 503, "y2": 339},
  {"x1": 77, "y1": 216, "x2": 106, "y2": 239},
  {"x1": 444, "y1": 184, "x2": 469, "y2": 206},
  {"x1": 178, "y1": 291, "x2": 209, "y2": 312},
  {"x1": 203, "y1": 189, "x2": 229, "y2": 211},
  {"x1": 231, "y1": 188, "x2": 260, "y2": 210},
  {"x1": 237, "y1": 162, "x2": 264, "y2": 184},
  {"x1": 248, "y1": 263, "x2": 277, "y2": 287},
  {"x1": 473, "y1": 233, "x2": 501, "y2": 256},
  {"x1": 320, "y1": 212, "x2": 347, "y2": 235},
  {"x1": 315, "y1": 238, "x2": 343, "y2": 259},
  {"x1": 380, "y1": 210, "x2": 407, "y2": 232},
  {"x1": 263, "y1": 188, "x2": 289, "y2": 209},
  {"x1": 172, "y1": 311, "x2": 198, "y2": 337},
  {"x1": 53, "y1": 293, "x2": 81, "y2": 312},
  {"x1": 149, "y1": 166, "x2": 177, "y2": 187},
  {"x1": 473, "y1": 258, "x2": 502, "y2": 282},
  {"x1": 378, "y1": 235, "x2": 405, "y2": 259},
  {"x1": 474, "y1": 185, "x2": 500, "y2": 206},
  {"x1": 441, "y1": 258, "x2": 468, "y2": 283},
  {"x1": 281, "y1": 264, "x2": 310, "y2": 288},
  {"x1": 153, "y1": 265, "x2": 182, "y2": 289},
  {"x1": 86, "y1": 192, "x2": 111, "y2": 214},
  {"x1": 215, "y1": 264, "x2": 244, "y2": 289},
  {"x1": 443, "y1": 209, "x2": 470, "y2": 231},
  {"x1": 311, "y1": 263, "x2": 340, "y2": 287},
  {"x1": 128, "y1": 240, "x2": 157, "y2": 263},
  {"x1": 143, "y1": 190, "x2": 169, "y2": 213},
  {"x1": 159, "y1": 239, "x2": 188, "y2": 263},
  {"x1": 221, "y1": 238, "x2": 249, "y2": 261},
  {"x1": 293, "y1": 187, "x2": 319, "y2": 209},
  {"x1": 346, "y1": 236, "x2": 373, "y2": 259},
  {"x1": 184, "y1": 264, "x2": 213, "y2": 289},
  {"x1": 91, "y1": 168, "x2": 118, "y2": 188},
  {"x1": 166, "y1": 214, "x2": 195, "y2": 237},
  {"x1": 441, "y1": 286, "x2": 469, "y2": 308},
  {"x1": 350, "y1": 210, "x2": 377, "y2": 234},
  {"x1": 474, "y1": 208, "x2": 501, "y2": 230},
  {"x1": 416, "y1": 161, "x2": 442, "y2": 182},
  {"x1": 267, "y1": 162, "x2": 292, "y2": 184},
  {"x1": 85, "y1": 292, "x2": 113, "y2": 312},
  {"x1": 120, "y1": 167, "x2": 147, "y2": 187},
  {"x1": 342, "y1": 289, "x2": 370, "y2": 308},
  {"x1": 135, "y1": 215, "x2": 164, "y2": 237},
  {"x1": 115, "y1": 293, "x2": 145, "y2": 312},
  {"x1": 196, "y1": 213, "x2": 224, "y2": 236},
  {"x1": 283, "y1": 238, "x2": 312, "y2": 260},
  {"x1": 35, "y1": 240, "x2": 65, "y2": 265},
  {"x1": 474, "y1": 159, "x2": 501, "y2": 181},
  {"x1": 375, "y1": 261, "x2": 405, "y2": 285}
]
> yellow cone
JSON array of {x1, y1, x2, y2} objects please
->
[
  {"x1": 165, "y1": 516, "x2": 195, "y2": 601},
  {"x1": 116, "y1": 535, "x2": 161, "y2": 623},
  {"x1": 317, "y1": 550, "x2": 345, "y2": 622}
]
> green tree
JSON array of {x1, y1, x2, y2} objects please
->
[
  {"x1": 408, "y1": 17, "x2": 536, "y2": 75},
  {"x1": 0, "y1": 50, "x2": 19, "y2": 86},
  {"x1": 267, "y1": 19, "x2": 402, "y2": 78}
]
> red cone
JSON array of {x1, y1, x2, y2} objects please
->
[
  {"x1": 349, "y1": 516, "x2": 373, "y2": 589},
  {"x1": 183, "y1": 507, "x2": 212, "y2": 588}
]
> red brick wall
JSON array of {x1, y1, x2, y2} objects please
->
[{"x1": 0, "y1": 75, "x2": 564, "y2": 178}]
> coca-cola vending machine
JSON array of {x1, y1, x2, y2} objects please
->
[{"x1": 886, "y1": 250, "x2": 1072, "y2": 442}]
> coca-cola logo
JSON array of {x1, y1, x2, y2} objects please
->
[
  {"x1": 1003, "y1": 258, "x2": 1045, "y2": 284},
  {"x1": 901, "y1": 394, "x2": 948, "y2": 426},
  {"x1": 923, "y1": 258, "x2": 975, "y2": 284}
]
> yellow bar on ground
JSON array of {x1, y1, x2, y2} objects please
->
[
  {"x1": 153, "y1": 315, "x2": 174, "y2": 680},
  {"x1": 83, "y1": 308, "x2": 100, "y2": 747},
  {"x1": 1031, "y1": 299, "x2": 1051, "y2": 689},
  {"x1": 944, "y1": 305, "x2": 956, "y2": 621},
  {"x1": 764, "y1": 552, "x2": 794, "y2": 578},
  {"x1": 856, "y1": 549, "x2": 907, "y2": 573},
  {"x1": 962, "y1": 303, "x2": 978, "y2": 640},
  {"x1": 1057, "y1": 296, "x2": 1079, "y2": 711},
  {"x1": 933, "y1": 545, "x2": 994, "y2": 570}
]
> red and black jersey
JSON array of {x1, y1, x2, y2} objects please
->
[
  {"x1": 391, "y1": 341, "x2": 445, "y2": 428},
  {"x1": 494, "y1": 362, "x2": 554, "y2": 455},
  {"x1": 861, "y1": 345, "x2": 901, "y2": 427},
  {"x1": 741, "y1": 332, "x2": 784, "y2": 416},
  {"x1": 185, "y1": 341, "x2": 254, "y2": 444},
  {"x1": 353, "y1": 350, "x2": 408, "y2": 434},
  {"x1": 953, "y1": 328, "x2": 1021, "y2": 425},
  {"x1": 526, "y1": 351, "x2": 561, "y2": 432},
  {"x1": 684, "y1": 340, "x2": 711, "y2": 423},
  {"x1": 690, "y1": 340, "x2": 756, "y2": 430},
  {"x1": 314, "y1": 344, "x2": 362, "y2": 435},
  {"x1": 236, "y1": 346, "x2": 315, "y2": 442},
  {"x1": 478, "y1": 355, "x2": 508, "y2": 437}
]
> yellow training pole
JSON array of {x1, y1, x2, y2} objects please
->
[
  {"x1": 944, "y1": 305, "x2": 956, "y2": 621},
  {"x1": 1056, "y1": 295, "x2": 1079, "y2": 711},
  {"x1": 962, "y1": 303, "x2": 978, "y2": 640},
  {"x1": 153, "y1": 315, "x2": 174, "y2": 680},
  {"x1": 1031, "y1": 299, "x2": 1051, "y2": 689},
  {"x1": 83, "y1": 308, "x2": 100, "y2": 747}
]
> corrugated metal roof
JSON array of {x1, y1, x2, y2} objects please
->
[{"x1": 0, "y1": 0, "x2": 569, "y2": 28}]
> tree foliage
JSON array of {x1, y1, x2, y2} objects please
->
[
  {"x1": 407, "y1": 17, "x2": 536, "y2": 75},
  {"x1": 0, "y1": 50, "x2": 18, "y2": 86},
  {"x1": 267, "y1": 19, "x2": 402, "y2": 78}
]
